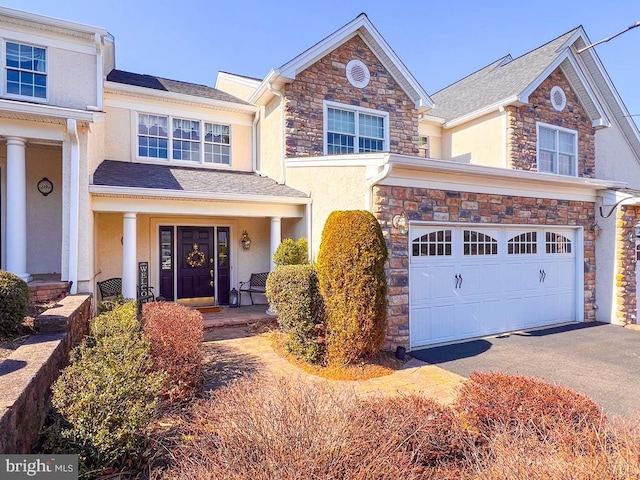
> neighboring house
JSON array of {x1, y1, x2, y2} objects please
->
[{"x1": 2, "y1": 7, "x2": 640, "y2": 351}]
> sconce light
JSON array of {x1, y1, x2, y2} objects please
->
[
  {"x1": 635, "y1": 224, "x2": 640, "y2": 238},
  {"x1": 241, "y1": 230, "x2": 252, "y2": 250},
  {"x1": 589, "y1": 221, "x2": 602, "y2": 237},
  {"x1": 392, "y1": 213, "x2": 408, "y2": 235}
]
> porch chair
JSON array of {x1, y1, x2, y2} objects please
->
[{"x1": 96, "y1": 277, "x2": 155, "y2": 303}]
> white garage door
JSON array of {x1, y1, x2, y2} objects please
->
[{"x1": 409, "y1": 225, "x2": 579, "y2": 349}]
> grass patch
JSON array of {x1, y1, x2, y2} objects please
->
[{"x1": 267, "y1": 330, "x2": 403, "y2": 380}]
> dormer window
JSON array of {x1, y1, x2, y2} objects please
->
[
  {"x1": 323, "y1": 100, "x2": 389, "y2": 155},
  {"x1": 6, "y1": 42, "x2": 47, "y2": 100},
  {"x1": 536, "y1": 122, "x2": 577, "y2": 176}
]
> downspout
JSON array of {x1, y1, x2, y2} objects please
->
[
  {"x1": 92, "y1": 33, "x2": 103, "y2": 111},
  {"x1": 267, "y1": 83, "x2": 286, "y2": 184},
  {"x1": 252, "y1": 109, "x2": 260, "y2": 173},
  {"x1": 67, "y1": 119, "x2": 80, "y2": 294},
  {"x1": 365, "y1": 155, "x2": 393, "y2": 211}
]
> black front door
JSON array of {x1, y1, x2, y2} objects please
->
[{"x1": 177, "y1": 227, "x2": 214, "y2": 300}]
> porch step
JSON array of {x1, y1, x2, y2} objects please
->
[
  {"x1": 201, "y1": 305, "x2": 276, "y2": 329},
  {"x1": 195, "y1": 305, "x2": 222, "y2": 314},
  {"x1": 28, "y1": 281, "x2": 72, "y2": 303}
]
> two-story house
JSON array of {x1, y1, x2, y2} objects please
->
[{"x1": 3, "y1": 7, "x2": 640, "y2": 352}]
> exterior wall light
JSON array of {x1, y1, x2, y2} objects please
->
[
  {"x1": 589, "y1": 221, "x2": 602, "y2": 237},
  {"x1": 392, "y1": 213, "x2": 408, "y2": 235},
  {"x1": 241, "y1": 230, "x2": 252, "y2": 250}
]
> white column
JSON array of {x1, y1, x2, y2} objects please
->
[
  {"x1": 66, "y1": 119, "x2": 80, "y2": 294},
  {"x1": 6, "y1": 137, "x2": 31, "y2": 282},
  {"x1": 270, "y1": 216, "x2": 282, "y2": 271},
  {"x1": 122, "y1": 212, "x2": 137, "y2": 299}
]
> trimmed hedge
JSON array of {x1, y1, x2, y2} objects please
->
[
  {"x1": 266, "y1": 264, "x2": 324, "y2": 363},
  {"x1": 142, "y1": 302, "x2": 204, "y2": 403},
  {"x1": 49, "y1": 302, "x2": 165, "y2": 472},
  {"x1": 0, "y1": 270, "x2": 29, "y2": 336},
  {"x1": 316, "y1": 210, "x2": 388, "y2": 365},
  {"x1": 273, "y1": 238, "x2": 308, "y2": 266}
]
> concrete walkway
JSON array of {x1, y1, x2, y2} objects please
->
[{"x1": 203, "y1": 326, "x2": 464, "y2": 405}]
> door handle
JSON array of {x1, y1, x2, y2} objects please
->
[
  {"x1": 542, "y1": 270, "x2": 546, "y2": 282},
  {"x1": 459, "y1": 274, "x2": 463, "y2": 288},
  {"x1": 540, "y1": 269, "x2": 543, "y2": 283},
  {"x1": 210, "y1": 280, "x2": 214, "y2": 287},
  {"x1": 454, "y1": 274, "x2": 463, "y2": 289},
  {"x1": 455, "y1": 274, "x2": 459, "y2": 288}
]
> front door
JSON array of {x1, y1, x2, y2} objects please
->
[{"x1": 177, "y1": 226, "x2": 214, "y2": 300}]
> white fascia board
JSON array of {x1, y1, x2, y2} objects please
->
[
  {"x1": 389, "y1": 154, "x2": 625, "y2": 191},
  {"x1": 285, "y1": 152, "x2": 390, "y2": 168},
  {"x1": 247, "y1": 69, "x2": 287, "y2": 105},
  {"x1": 561, "y1": 54, "x2": 610, "y2": 126},
  {"x1": 601, "y1": 189, "x2": 640, "y2": 206},
  {"x1": 274, "y1": 14, "x2": 432, "y2": 110},
  {"x1": 0, "y1": 98, "x2": 96, "y2": 122},
  {"x1": 104, "y1": 81, "x2": 258, "y2": 114},
  {"x1": 420, "y1": 114, "x2": 446, "y2": 125},
  {"x1": 89, "y1": 185, "x2": 311, "y2": 205},
  {"x1": 215, "y1": 71, "x2": 261, "y2": 90},
  {"x1": 0, "y1": 6, "x2": 108, "y2": 37},
  {"x1": 443, "y1": 96, "x2": 521, "y2": 129}
]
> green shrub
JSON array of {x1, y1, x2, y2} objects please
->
[
  {"x1": 456, "y1": 372, "x2": 605, "y2": 441},
  {"x1": 50, "y1": 302, "x2": 165, "y2": 472},
  {"x1": 316, "y1": 210, "x2": 388, "y2": 365},
  {"x1": 266, "y1": 265, "x2": 324, "y2": 363},
  {"x1": 142, "y1": 302, "x2": 204, "y2": 403},
  {"x1": 0, "y1": 270, "x2": 29, "y2": 336},
  {"x1": 273, "y1": 238, "x2": 308, "y2": 266}
]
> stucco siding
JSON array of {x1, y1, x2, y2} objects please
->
[
  {"x1": 259, "y1": 95, "x2": 283, "y2": 180},
  {"x1": 49, "y1": 48, "x2": 96, "y2": 109},
  {"x1": 443, "y1": 111, "x2": 504, "y2": 166},
  {"x1": 215, "y1": 76, "x2": 257, "y2": 102},
  {"x1": 286, "y1": 165, "x2": 367, "y2": 258},
  {"x1": 102, "y1": 93, "x2": 254, "y2": 171}
]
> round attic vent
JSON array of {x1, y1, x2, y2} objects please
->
[
  {"x1": 550, "y1": 86, "x2": 567, "y2": 111},
  {"x1": 346, "y1": 59, "x2": 370, "y2": 88}
]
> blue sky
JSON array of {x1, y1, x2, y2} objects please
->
[{"x1": 7, "y1": 1, "x2": 640, "y2": 123}]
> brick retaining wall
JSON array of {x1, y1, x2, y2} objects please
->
[{"x1": 0, "y1": 294, "x2": 91, "y2": 453}]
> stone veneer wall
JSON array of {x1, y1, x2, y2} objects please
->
[
  {"x1": 506, "y1": 68, "x2": 595, "y2": 178},
  {"x1": 373, "y1": 185, "x2": 596, "y2": 349},
  {"x1": 284, "y1": 35, "x2": 419, "y2": 157},
  {"x1": 0, "y1": 295, "x2": 91, "y2": 453},
  {"x1": 616, "y1": 206, "x2": 640, "y2": 324}
]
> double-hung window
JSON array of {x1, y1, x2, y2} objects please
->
[
  {"x1": 137, "y1": 113, "x2": 231, "y2": 166},
  {"x1": 6, "y1": 41, "x2": 47, "y2": 100},
  {"x1": 324, "y1": 101, "x2": 388, "y2": 155},
  {"x1": 537, "y1": 123, "x2": 577, "y2": 176}
]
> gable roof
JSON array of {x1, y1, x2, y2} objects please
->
[
  {"x1": 92, "y1": 160, "x2": 308, "y2": 199},
  {"x1": 249, "y1": 13, "x2": 433, "y2": 111},
  {"x1": 431, "y1": 28, "x2": 609, "y2": 125},
  {"x1": 106, "y1": 69, "x2": 251, "y2": 106}
]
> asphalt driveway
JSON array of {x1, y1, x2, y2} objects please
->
[{"x1": 411, "y1": 322, "x2": 640, "y2": 418}]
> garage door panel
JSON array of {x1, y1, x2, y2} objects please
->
[{"x1": 410, "y1": 225, "x2": 579, "y2": 348}]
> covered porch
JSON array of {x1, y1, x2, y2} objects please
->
[{"x1": 90, "y1": 160, "x2": 310, "y2": 307}]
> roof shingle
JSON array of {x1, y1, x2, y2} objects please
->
[
  {"x1": 106, "y1": 69, "x2": 251, "y2": 106},
  {"x1": 93, "y1": 160, "x2": 308, "y2": 199}
]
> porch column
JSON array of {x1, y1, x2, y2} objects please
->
[
  {"x1": 6, "y1": 137, "x2": 31, "y2": 282},
  {"x1": 270, "y1": 216, "x2": 282, "y2": 271},
  {"x1": 122, "y1": 212, "x2": 137, "y2": 299}
]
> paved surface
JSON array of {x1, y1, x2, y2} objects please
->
[
  {"x1": 411, "y1": 322, "x2": 640, "y2": 418},
  {"x1": 203, "y1": 326, "x2": 464, "y2": 405}
]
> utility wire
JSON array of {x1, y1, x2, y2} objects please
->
[{"x1": 577, "y1": 20, "x2": 640, "y2": 53}]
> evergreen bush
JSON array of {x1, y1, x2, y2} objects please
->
[
  {"x1": 49, "y1": 302, "x2": 165, "y2": 472},
  {"x1": 273, "y1": 238, "x2": 308, "y2": 266},
  {"x1": 0, "y1": 270, "x2": 29, "y2": 336},
  {"x1": 316, "y1": 210, "x2": 388, "y2": 365},
  {"x1": 266, "y1": 264, "x2": 324, "y2": 363}
]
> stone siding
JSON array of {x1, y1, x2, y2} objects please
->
[
  {"x1": 373, "y1": 185, "x2": 596, "y2": 349},
  {"x1": 0, "y1": 294, "x2": 91, "y2": 453},
  {"x1": 284, "y1": 35, "x2": 419, "y2": 157},
  {"x1": 616, "y1": 206, "x2": 640, "y2": 324},
  {"x1": 507, "y1": 68, "x2": 595, "y2": 178}
]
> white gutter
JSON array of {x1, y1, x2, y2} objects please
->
[
  {"x1": 267, "y1": 82, "x2": 286, "y2": 184},
  {"x1": 0, "y1": 99, "x2": 96, "y2": 122},
  {"x1": 365, "y1": 154, "x2": 393, "y2": 210},
  {"x1": 66, "y1": 119, "x2": 80, "y2": 294},
  {"x1": 89, "y1": 184, "x2": 311, "y2": 205}
]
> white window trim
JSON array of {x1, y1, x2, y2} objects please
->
[
  {"x1": 135, "y1": 111, "x2": 232, "y2": 168},
  {"x1": 536, "y1": 121, "x2": 578, "y2": 177},
  {"x1": 2, "y1": 39, "x2": 48, "y2": 104},
  {"x1": 322, "y1": 100, "x2": 390, "y2": 155}
]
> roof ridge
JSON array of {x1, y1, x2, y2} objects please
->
[
  {"x1": 109, "y1": 68, "x2": 218, "y2": 90},
  {"x1": 507, "y1": 26, "x2": 582, "y2": 63}
]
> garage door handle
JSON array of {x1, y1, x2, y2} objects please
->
[
  {"x1": 454, "y1": 274, "x2": 461, "y2": 289},
  {"x1": 459, "y1": 274, "x2": 463, "y2": 288},
  {"x1": 539, "y1": 269, "x2": 547, "y2": 282}
]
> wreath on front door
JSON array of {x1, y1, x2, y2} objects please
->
[{"x1": 186, "y1": 243, "x2": 206, "y2": 268}]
